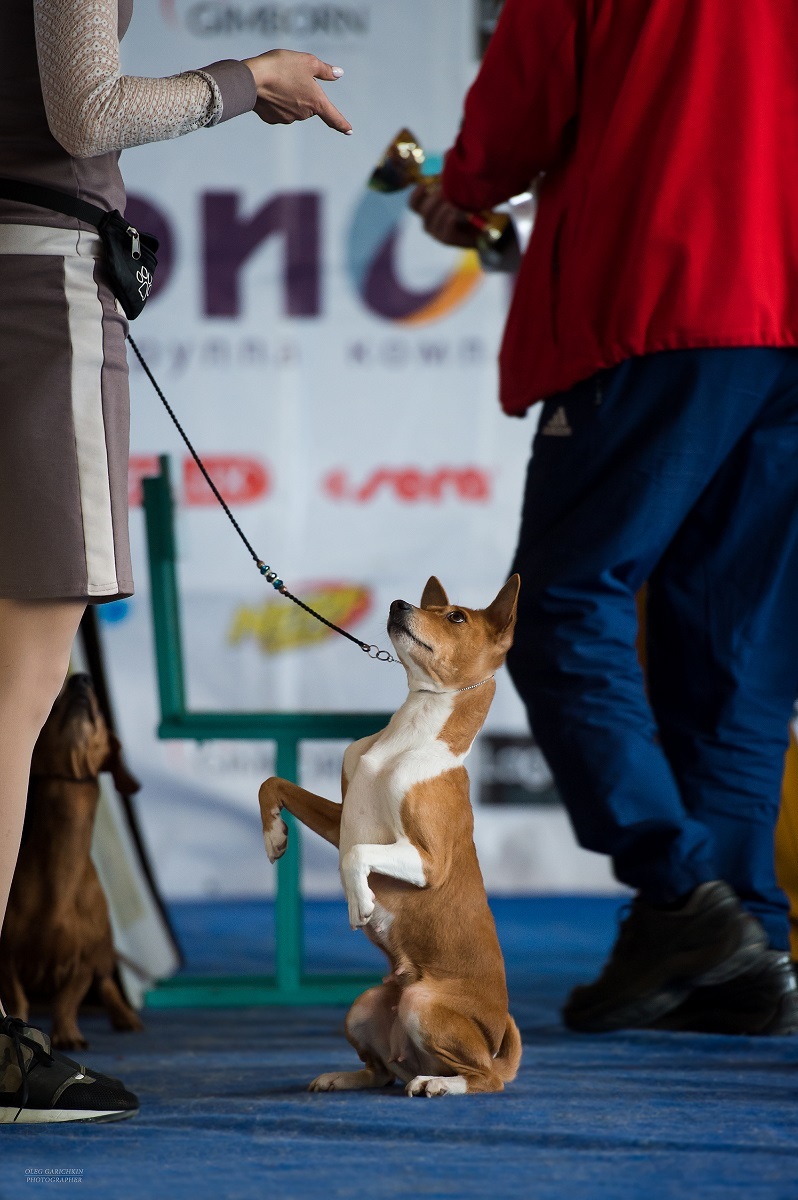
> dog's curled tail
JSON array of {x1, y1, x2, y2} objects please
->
[{"x1": 494, "y1": 1015, "x2": 522, "y2": 1083}]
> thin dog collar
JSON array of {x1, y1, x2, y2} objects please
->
[
  {"x1": 416, "y1": 676, "x2": 495, "y2": 695},
  {"x1": 455, "y1": 676, "x2": 495, "y2": 693}
]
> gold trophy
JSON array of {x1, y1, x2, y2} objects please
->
[{"x1": 368, "y1": 128, "x2": 519, "y2": 271}]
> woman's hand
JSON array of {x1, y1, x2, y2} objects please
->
[
  {"x1": 409, "y1": 183, "x2": 481, "y2": 248},
  {"x1": 243, "y1": 49, "x2": 352, "y2": 134}
]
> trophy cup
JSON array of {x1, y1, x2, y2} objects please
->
[{"x1": 368, "y1": 128, "x2": 521, "y2": 271}]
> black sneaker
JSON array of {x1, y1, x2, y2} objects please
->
[
  {"x1": 562, "y1": 881, "x2": 769, "y2": 1033},
  {"x1": 649, "y1": 950, "x2": 798, "y2": 1035},
  {"x1": 0, "y1": 1017, "x2": 139, "y2": 1124}
]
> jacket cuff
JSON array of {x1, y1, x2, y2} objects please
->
[
  {"x1": 199, "y1": 60, "x2": 257, "y2": 123},
  {"x1": 441, "y1": 147, "x2": 481, "y2": 211}
]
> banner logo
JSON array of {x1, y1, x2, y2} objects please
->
[
  {"x1": 129, "y1": 454, "x2": 270, "y2": 507},
  {"x1": 161, "y1": 2, "x2": 369, "y2": 36},
  {"x1": 228, "y1": 582, "x2": 372, "y2": 653},
  {"x1": 323, "y1": 466, "x2": 491, "y2": 503},
  {"x1": 347, "y1": 188, "x2": 482, "y2": 326}
]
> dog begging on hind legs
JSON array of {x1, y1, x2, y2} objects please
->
[{"x1": 258, "y1": 575, "x2": 523, "y2": 1097}]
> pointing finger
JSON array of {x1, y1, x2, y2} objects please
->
[{"x1": 315, "y1": 90, "x2": 353, "y2": 134}]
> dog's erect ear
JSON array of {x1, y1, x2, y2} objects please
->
[
  {"x1": 420, "y1": 576, "x2": 449, "y2": 609},
  {"x1": 104, "y1": 732, "x2": 141, "y2": 797},
  {"x1": 484, "y1": 574, "x2": 521, "y2": 637}
]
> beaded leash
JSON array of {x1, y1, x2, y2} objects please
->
[{"x1": 127, "y1": 335, "x2": 398, "y2": 664}]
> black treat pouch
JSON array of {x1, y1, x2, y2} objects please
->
[
  {"x1": 97, "y1": 210, "x2": 159, "y2": 319},
  {"x1": 0, "y1": 179, "x2": 159, "y2": 320}
]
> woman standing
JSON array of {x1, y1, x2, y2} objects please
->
[{"x1": 0, "y1": 0, "x2": 351, "y2": 1123}]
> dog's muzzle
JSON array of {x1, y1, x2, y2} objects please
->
[
  {"x1": 387, "y1": 601, "x2": 433, "y2": 652},
  {"x1": 387, "y1": 598, "x2": 413, "y2": 634}
]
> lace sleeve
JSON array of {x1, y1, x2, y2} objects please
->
[{"x1": 32, "y1": 0, "x2": 249, "y2": 158}]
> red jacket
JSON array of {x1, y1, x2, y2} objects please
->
[{"x1": 442, "y1": 0, "x2": 798, "y2": 415}]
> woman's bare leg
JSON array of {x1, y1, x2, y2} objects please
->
[{"x1": 0, "y1": 599, "x2": 85, "y2": 1016}]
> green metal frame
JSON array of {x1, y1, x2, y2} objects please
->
[{"x1": 141, "y1": 456, "x2": 391, "y2": 1007}]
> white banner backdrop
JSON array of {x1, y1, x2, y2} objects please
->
[{"x1": 101, "y1": 0, "x2": 620, "y2": 899}]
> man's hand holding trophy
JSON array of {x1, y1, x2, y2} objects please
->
[{"x1": 368, "y1": 129, "x2": 535, "y2": 271}]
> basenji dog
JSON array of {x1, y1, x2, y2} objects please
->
[
  {"x1": 258, "y1": 575, "x2": 522, "y2": 1096},
  {"x1": 0, "y1": 674, "x2": 144, "y2": 1050}
]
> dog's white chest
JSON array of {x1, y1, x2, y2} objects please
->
[{"x1": 339, "y1": 692, "x2": 464, "y2": 858}]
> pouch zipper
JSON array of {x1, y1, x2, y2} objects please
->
[{"x1": 127, "y1": 225, "x2": 141, "y2": 259}]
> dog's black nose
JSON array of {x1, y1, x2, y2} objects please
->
[
  {"x1": 390, "y1": 599, "x2": 413, "y2": 615},
  {"x1": 69, "y1": 673, "x2": 93, "y2": 692}
]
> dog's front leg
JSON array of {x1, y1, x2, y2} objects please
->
[
  {"x1": 258, "y1": 777, "x2": 342, "y2": 863},
  {"x1": 341, "y1": 839, "x2": 427, "y2": 929},
  {"x1": 50, "y1": 969, "x2": 93, "y2": 1051},
  {"x1": 0, "y1": 958, "x2": 29, "y2": 1022}
]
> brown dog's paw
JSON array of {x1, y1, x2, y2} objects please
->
[
  {"x1": 258, "y1": 780, "x2": 289, "y2": 864},
  {"x1": 98, "y1": 977, "x2": 145, "y2": 1034},
  {"x1": 110, "y1": 1009, "x2": 144, "y2": 1034},
  {"x1": 262, "y1": 811, "x2": 288, "y2": 863},
  {"x1": 51, "y1": 1029, "x2": 89, "y2": 1052}
]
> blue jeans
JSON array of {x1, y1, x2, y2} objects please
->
[{"x1": 508, "y1": 348, "x2": 798, "y2": 950}]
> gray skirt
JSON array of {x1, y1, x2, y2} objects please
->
[{"x1": 0, "y1": 224, "x2": 133, "y2": 602}]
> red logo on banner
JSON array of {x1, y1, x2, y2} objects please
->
[
  {"x1": 129, "y1": 455, "x2": 270, "y2": 507},
  {"x1": 322, "y1": 467, "x2": 491, "y2": 504},
  {"x1": 183, "y1": 457, "x2": 270, "y2": 506}
]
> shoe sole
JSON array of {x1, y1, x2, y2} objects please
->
[
  {"x1": 565, "y1": 915, "x2": 769, "y2": 1033},
  {"x1": 655, "y1": 1005, "x2": 798, "y2": 1036},
  {"x1": 758, "y1": 992, "x2": 798, "y2": 1035},
  {"x1": 0, "y1": 1106, "x2": 138, "y2": 1124},
  {"x1": 653, "y1": 971, "x2": 798, "y2": 1036}
]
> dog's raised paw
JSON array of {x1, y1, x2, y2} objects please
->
[
  {"x1": 347, "y1": 887, "x2": 376, "y2": 929},
  {"x1": 406, "y1": 1075, "x2": 468, "y2": 1098},
  {"x1": 262, "y1": 812, "x2": 288, "y2": 863}
]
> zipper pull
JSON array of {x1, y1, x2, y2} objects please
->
[{"x1": 127, "y1": 225, "x2": 141, "y2": 259}]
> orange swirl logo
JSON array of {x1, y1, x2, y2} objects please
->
[{"x1": 347, "y1": 176, "x2": 482, "y2": 326}]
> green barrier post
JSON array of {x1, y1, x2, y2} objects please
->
[{"x1": 141, "y1": 456, "x2": 390, "y2": 1007}]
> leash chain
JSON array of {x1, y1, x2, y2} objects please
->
[{"x1": 127, "y1": 335, "x2": 397, "y2": 664}]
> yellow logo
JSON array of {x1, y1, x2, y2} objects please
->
[{"x1": 228, "y1": 583, "x2": 372, "y2": 655}]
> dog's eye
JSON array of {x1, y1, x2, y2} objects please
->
[{"x1": 447, "y1": 611, "x2": 466, "y2": 624}]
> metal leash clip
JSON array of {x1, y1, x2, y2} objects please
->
[{"x1": 364, "y1": 644, "x2": 398, "y2": 663}]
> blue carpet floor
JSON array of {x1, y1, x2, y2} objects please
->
[{"x1": 2, "y1": 896, "x2": 798, "y2": 1200}]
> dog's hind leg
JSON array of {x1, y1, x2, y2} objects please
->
[
  {"x1": 97, "y1": 974, "x2": 144, "y2": 1033},
  {"x1": 309, "y1": 985, "x2": 398, "y2": 1092},
  {"x1": 399, "y1": 989, "x2": 506, "y2": 1096},
  {"x1": 258, "y1": 777, "x2": 342, "y2": 862}
]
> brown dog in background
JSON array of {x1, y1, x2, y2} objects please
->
[{"x1": 0, "y1": 673, "x2": 144, "y2": 1049}]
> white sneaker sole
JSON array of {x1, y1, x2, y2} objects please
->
[{"x1": 0, "y1": 1106, "x2": 136, "y2": 1124}]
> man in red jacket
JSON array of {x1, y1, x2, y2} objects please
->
[{"x1": 413, "y1": 0, "x2": 798, "y2": 1034}]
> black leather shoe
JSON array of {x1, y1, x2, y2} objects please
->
[
  {"x1": 649, "y1": 950, "x2": 798, "y2": 1035},
  {"x1": 562, "y1": 881, "x2": 768, "y2": 1033}
]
